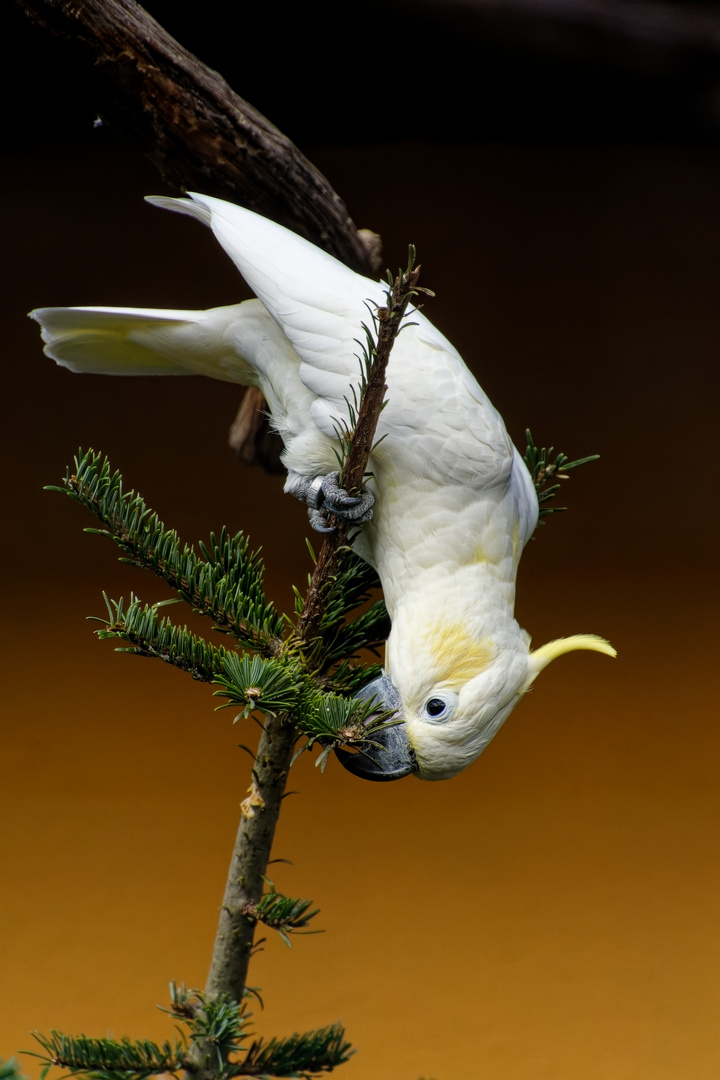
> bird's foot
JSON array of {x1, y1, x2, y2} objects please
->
[{"x1": 296, "y1": 472, "x2": 374, "y2": 534}]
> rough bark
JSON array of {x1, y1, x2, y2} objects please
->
[
  {"x1": 203, "y1": 714, "x2": 297, "y2": 1001},
  {"x1": 13, "y1": 0, "x2": 380, "y2": 272},
  {"x1": 13, "y1": 0, "x2": 383, "y2": 471}
]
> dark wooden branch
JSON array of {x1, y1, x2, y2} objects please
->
[
  {"x1": 13, "y1": 0, "x2": 379, "y2": 273},
  {"x1": 14, "y1": 0, "x2": 384, "y2": 470}
]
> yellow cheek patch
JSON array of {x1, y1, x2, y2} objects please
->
[{"x1": 422, "y1": 621, "x2": 494, "y2": 689}]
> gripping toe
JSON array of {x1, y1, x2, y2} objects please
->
[
  {"x1": 321, "y1": 473, "x2": 375, "y2": 522},
  {"x1": 295, "y1": 471, "x2": 375, "y2": 533}
]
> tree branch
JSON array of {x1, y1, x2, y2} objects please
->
[
  {"x1": 13, "y1": 0, "x2": 379, "y2": 273},
  {"x1": 297, "y1": 259, "x2": 423, "y2": 649},
  {"x1": 195, "y1": 258, "x2": 424, "y2": 1048},
  {"x1": 14, "y1": 0, "x2": 383, "y2": 472},
  {"x1": 202, "y1": 714, "x2": 297, "y2": 1001}
]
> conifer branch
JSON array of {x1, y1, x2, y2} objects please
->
[
  {"x1": 309, "y1": 549, "x2": 390, "y2": 677},
  {"x1": 0, "y1": 1060, "x2": 25, "y2": 1080},
  {"x1": 195, "y1": 253, "x2": 426, "y2": 1065},
  {"x1": 95, "y1": 594, "x2": 229, "y2": 681},
  {"x1": 26, "y1": 1032, "x2": 185, "y2": 1080},
  {"x1": 296, "y1": 252, "x2": 426, "y2": 652},
  {"x1": 197, "y1": 710, "x2": 297, "y2": 1067},
  {"x1": 27, "y1": 996, "x2": 352, "y2": 1080},
  {"x1": 235, "y1": 1024, "x2": 353, "y2": 1078},
  {"x1": 245, "y1": 885, "x2": 320, "y2": 948},
  {"x1": 524, "y1": 428, "x2": 599, "y2": 521},
  {"x1": 50, "y1": 454, "x2": 284, "y2": 655}
]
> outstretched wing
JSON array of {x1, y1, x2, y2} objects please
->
[{"x1": 148, "y1": 194, "x2": 517, "y2": 493}]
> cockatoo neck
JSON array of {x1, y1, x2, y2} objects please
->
[
  {"x1": 383, "y1": 562, "x2": 528, "y2": 691},
  {"x1": 362, "y1": 452, "x2": 529, "y2": 625},
  {"x1": 374, "y1": 533, "x2": 522, "y2": 627}
]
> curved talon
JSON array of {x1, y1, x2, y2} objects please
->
[
  {"x1": 320, "y1": 472, "x2": 361, "y2": 508},
  {"x1": 325, "y1": 502, "x2": 374, "y2": 524},
  {"x1": 321, "y1": 472, "x2": 375, "y2": 522},
  {"x1": 296, "y1": 471, "x2": 375, "y2": 531},
  {"x1": 309, "y1": 510, "x2": 335, "y2": 534}
]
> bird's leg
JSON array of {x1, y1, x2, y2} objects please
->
[{"x1": 294, "y1": 472, "x2": 375, "y2": 534}]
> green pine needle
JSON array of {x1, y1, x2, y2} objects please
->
[
  {"x1": 0, "y1": 1060, "x2": 25, "y2": 1080},
  {"x1": 523, "y1": 428, "x2": 599, "y2": 520},
  {"x1": 233, "y1": 1023, "x2": 353, "y2": 1078},
  {"x1": 94, "y1": 593, "x2": 228, "y2": 681},
  {"x1": 249, "y1": 884, "x2": 321, "y2": 947},
  {"x1": 25, "y1": 1032, "x2": 185, "y2": 1080},
  {"x1": 49, "y1": 451, "x2": 284, "y2": 653},
  {"x1": 214, "y1": 653, "x2": 301, "y2": 720}
]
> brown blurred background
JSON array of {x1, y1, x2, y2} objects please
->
[{"x1": 2, "y1": 3, "x2": 720, "y2": 1078}]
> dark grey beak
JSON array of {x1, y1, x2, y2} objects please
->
[{"x1": 335, "y1": 673, "x2": 416, "y2": 782}]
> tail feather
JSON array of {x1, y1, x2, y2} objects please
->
[
  {"x1": 30, "y1": 306, "x2": 208, "y2": 376},
  {"x1": 29, "y1": 304, "x2": 266, "y2": 387}
]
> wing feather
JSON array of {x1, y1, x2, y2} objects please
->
[{"x1": 146, "y1": 194, "x2": 524, "y2": 495}]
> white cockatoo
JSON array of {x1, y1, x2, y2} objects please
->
[{"x1": 31, "y1": 193, "x2": 614, "y2": 781}]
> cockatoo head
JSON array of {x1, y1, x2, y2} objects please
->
[{"x1": 337, "y1": 623, "x2": 615, "y2": 782}]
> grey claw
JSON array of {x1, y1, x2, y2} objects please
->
[
  {"x1": 296, "y1": 472, "x2": 374, "y2": 530},
  {"x1": 321, "y1": 473, "x2": 359, "y2": 508},
  {"x1": 309, "y1": 510, "x2": 336, "y2": 534},
  {"x1": 321, "y1": 473, "x2": 375, "y2": 523}
]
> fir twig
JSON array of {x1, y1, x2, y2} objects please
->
[
  {"x1": 197, "y1": 251, "x2": 425, "y2": 1057},
  {"x1": 48, "y1": 454, "x2": 284, "y2": 654},
  {"x1": 0, "y1": 1060, "x2": 25, "y2": 1080},
  {"x1": 524, "y1": 427, "x2": 599, "y2": 520},
  {"x1": 26, "y1": 1032, "x2": 185, "y2": 1080},
  {"x1": 235, "y1": 1024, "x2": 353, "y2": 1078},
  {"x1": 245, "y1": 882, "x2": 321, "y2": 948},
  {"x1": 93, "y1": 594, "x2": 229, "y2": 681},
  {"x1": 312, "y1": 549, "x2": 390, "y2": 676},
  {"x1": 42, "y1": 252, "x2": 425, "y2": 1080},
  {"x1": 297, "y1": 251, "x2": 425, "y2": 653}
]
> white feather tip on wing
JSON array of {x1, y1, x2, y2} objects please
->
[{"x1": 145, "y1": 194, "x2": 212, "y2": 227}]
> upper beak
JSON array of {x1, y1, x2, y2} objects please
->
[{"x1": 335, "y1": 673, "x2": 416, "y2": 782}]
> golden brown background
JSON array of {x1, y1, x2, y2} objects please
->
[{"x1": 3, "y1": 5, "x2": 720, "y2": 1078}]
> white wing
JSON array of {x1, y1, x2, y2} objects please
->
[{"x1": 148, "y1": 194, "x2": 518, "y2": 494}]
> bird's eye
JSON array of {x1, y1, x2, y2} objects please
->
[{"x1": 420, "y1": 692, "x2": 459, "y2": 724}]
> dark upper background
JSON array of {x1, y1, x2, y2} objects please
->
[
  {"x1": 8, "y1": 0, "x2": 720, "y2": 147},
  {"x1": 3, "y1": 4, "x2": 720, "y2": 1079}
]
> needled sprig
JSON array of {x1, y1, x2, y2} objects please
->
[
  {"x1": 245, "y1": 879, "x2": 320, "y2": 948},
  {"x1": 26, "y1": 1031, "x2": 186, "y2": 1080},
  {"x1": 36, "y1": 250, "x2": 426, "y2": 1080},
  {"x1": 198, "y1": 254, "x2": 426, "y2": 1024},
  {"x1": 311, "y1": 546, "x2": 390, "y2": 682},
  {"x1": 524, "y1": 428, "x2": 599, "y2": 520},
  {"x1": 297, "y1": 250, "x2": 427, "y2": 656},
  {"x1": 236, "y1": 1025, "x2": 353, "y2": 1079},
  {"x1": 48, "y1": 452, "x2": 284, "y2": 654},
  {"x1": 170, "y1": 987, "x2": 352, "y2": 1078},
  {"x1": 0, "y1": 1061, "x2": 25, "y2": 1080},
  {"x1": 94, "y1": 593, "x2": 229, "y2": 681},
  {"x1": 26, "y1": 987, "x2": 351, "y2": 1080}
]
